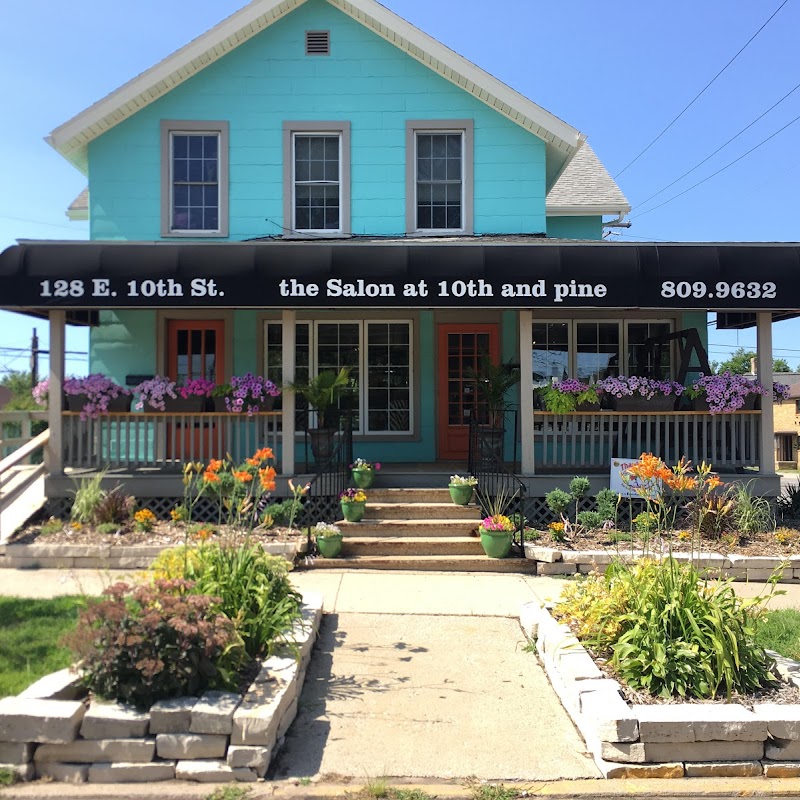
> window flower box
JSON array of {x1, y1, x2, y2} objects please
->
[{"x1": 599, "y1": 376, "x2": 684, "y2": 413}]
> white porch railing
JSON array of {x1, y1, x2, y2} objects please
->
[
  {"x1": 0, "y1": 410, "x2": 49, "y2": 460},
  {"x1": 533, "y1": 411, "x2": 761, "y2": 470},
  {"x1": 62, "y1": 412, "x2": 281, "y2": 471}
]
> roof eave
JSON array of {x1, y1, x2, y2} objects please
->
[{"x1": 546, "y1": 204, "x2": 632, "y2": 216}]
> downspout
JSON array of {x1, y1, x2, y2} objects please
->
[{"x1": 602, "y1": 213, "x2": 631, "y2": 229}]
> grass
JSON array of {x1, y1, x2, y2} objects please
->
[
  {"x1": 205, "y1": 787, "x2": 251, "y2": 800},
  {"x1": 0, "y1": 596, "x2": 87, "y2": 698},
  {"x1": 468, "y1": 783, "x2": 522, "y2": 800},
  {"x1": 0, "y1": 768, "x2": 17, "y2": 786},
  {"x1": 756, "y1": 608, "x2": 800, "y2": 661}
]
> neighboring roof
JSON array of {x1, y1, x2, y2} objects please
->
[
  {"x1": 66, "y1": 188, "x2": 88, "y2": 221},
  {"x1": 47, "y1": 0, "x2": 585, "y2": 188},
  {"x1": 546, "y1": 142, "x2": 630, "y2": 216}
]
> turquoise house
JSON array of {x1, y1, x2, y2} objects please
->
[{"x1": 0, "y1": 0, "x2": 791, "y2": 515}]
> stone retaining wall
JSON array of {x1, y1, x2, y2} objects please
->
[
  {"x1": 520, "y1": 600, "x2": 800, "y2": 779},
  {"x1": 0, "y1": 592, "x2": 322, "y2": 784},
  {"x1": 0, "y1": 541, "x2": 305, "y2": 570},
  {"x1": 524, "y1": 543, "x2": 800, "y2": 583}
]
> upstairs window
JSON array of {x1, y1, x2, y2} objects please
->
[
  {"x1": 406, "y1": 120, "x2": 473, "y2": 234},
  {"x1": 283, "y1": 122, "x2": 351, "y2": 236},
  {"x1": 161, "y1": 121, "x2": 229, "y2": 237}
]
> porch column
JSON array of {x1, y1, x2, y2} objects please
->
[
  {"x1": 281, "y1": 309, "x2": 296, "y2": 476},
  {"x1": 46, "y1": 310, "x2": 65, "y2": 475},
  {"x1": 519, "y1": 309, "x2": 535, "y2": 475},
  {"x1": 756, "y1": 311, "x2": 775, "y2": 474}
]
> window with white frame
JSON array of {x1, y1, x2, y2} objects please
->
[
  {"x1": 264, "y1": 320, "x2": 412, "y2": 434},
  {"x1": 531, "y1": 320, "x2": 674, "y2": 383},
  {"x1": 283, "y1": 122, "x2": 350, "y2": 235},
  {"x1": 161, "y1": 121, "x2": 229, "y2": 237},
  {"x1": 406, "y1": 120, "x2": 473, "y2": 234}
]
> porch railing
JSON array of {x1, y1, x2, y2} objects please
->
[
  {"x1": 533, "y1": 411, "x2": 761, "y2": 470},
  {"x1": 62, "y1": 411, "x2": 281, "y2": 471},
  {"x1": 0, "y1": 411, "x2": 49, "y2": 461}
]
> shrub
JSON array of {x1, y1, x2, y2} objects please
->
[
  {"x1": 577, "y1": 510, "x2": 603, "y2": 529},
  {"x1": 262, "y1": 498, "x2": 302, "y2": 526},
  {"x1": 595, "y1": 489, "x2": 619, "y2": 524},
  {"x1": 731, "y1": 482, "x2": 775, "y2": 535},
  {"x1": 96, "y1": 522, "x2": 123, "y2": 536},
  {"x1": 569, "y1": 476, "x2": 591, "y2": 501},
  {"x1": 64, "y1": 580, "x2": 245, "y2": 709},
  {"x1": 94, "y1": 488, "x2": 135, "y2": 525},
  {"x1": 777, "y1": 484, "x2": 800, "y2": 520},
  {"x1": 545, "y1": 488, "x2": 571, "y2": 518},
  {"x1": 555, "y1": 558, "x2": 778, "y2": 700}
]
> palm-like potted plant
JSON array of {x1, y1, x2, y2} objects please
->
[
  {"x1": 288, "y1": 367, "x2": 353, "y2": 460},
  {"x1": 469, "y1": 358, "x2": 520, "y2": 456}
]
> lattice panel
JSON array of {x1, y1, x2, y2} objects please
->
[
  {"x1": 521, "y1": 495, "x2": 648, "y2": 528},
  {"x1": 297, "y1": 495, "x2": 342, "y2": 528}
]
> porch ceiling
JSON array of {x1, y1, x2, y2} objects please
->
[{"x1": 1, "y1": 239, "x2": 799, "y2": 320}]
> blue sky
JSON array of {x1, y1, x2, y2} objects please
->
[{"x1": 1, "y1": 0, "x2": 799, "y2": 377}]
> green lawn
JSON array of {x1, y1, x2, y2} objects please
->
[
  {"x1": 0, "y1": 596, "x2": 87, "y2": 698},
  {"x1": 756, "y1": 608, "x2": 800, "y2": 662}
]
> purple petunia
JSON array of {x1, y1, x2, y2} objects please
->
[{"x1": 598, "y1": 375, "x2": 684, "y2": 400}]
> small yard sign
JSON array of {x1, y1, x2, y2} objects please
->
[{"x1": 610, "y1": 458, "x2": 659, "y2": 499}]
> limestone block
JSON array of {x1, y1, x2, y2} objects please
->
[
  {"x1": 565, "y1": 678, "x2": 622, "y2": 713},
  {"x1": 18, "y1": 668, "x2": 84, "y2": 701},
  {"x1": 0, "y1": 762, "x2": 35, "y2": 782},
  {"x1": 519, "y1": 600, "x2": 544, "y2": 640},
  {"x1": 748, "y1": 568, "x2": 782, "y2": 581},
  {"x1": 728, "y1": 554, "x2": 783, "y2": 569},
  {"x1": 0, "y1": 697, "x2": 85, "y2": 744},
  {"x1": 537, "y1": 562, "x2": 577, "y2": 575},
  {"x1": 764, "y1": 761, "x2": 800, "y2": 777},
  {"x1": 556, "y1": 650, "x2": 604, "y2": 682},
  {"x1": 80, "y1": 702, "x2": 149, "y2": 739},
  {"x1": 523, "y1": 544, "x2": 561, "y2": 562},
  {"x1": 690, "y1": 704, "x2": 768, "y2": 742},
  {"x1": 277, "y1": 696, "x2": 299, "y2": 740},
  {"x1": 155, "y1": 733, "x2": 228, "y2": 760},
  {"x1": 148, "y1": 697, "x2": 198, "y2": 734},
  {"x1": 754, "y1": 703, "x2": 800, "y2": 740},
  {"x1": 189, "y1": 692, "x2": 241, "y2": 735},
  {"x1": 722, "y1": 568, "x2": 748, "y2": 581},
  {"x1": 34, "y1": 738, "x2": 155, "y2": 763},
  {"x1": 254, "y1": 655, "x2": 296, "y2": 684},
  {"x1": 766, "y1": 738, "x2": 800, "y2": 760},
  {"x1": 227, "y1": 744, "x2": 272, "y2": 778},
  {"x1": 232, "y1": 663, "x2": 299, "y2": 747},
  {"x1": 668, "y1": 551, "x2": 729, "y2": 569},
  {"x1": 634, "y1": 704, "x2": 697, "y2": 743},
  {"x1": 645, "y1": 741, "x2": 764, "y2": 762},
  {"x1": 88, "y1": 762, "x2": 176, "y2": 783},
  {"x1": 0, "y1": 743, "x2": 34, "y2": 764},
  {"x1": 580, "y1": 690, "x2": 638, "y2": 743},
  {"x1": 577, "y1": 564, "x2": 601, "y2": 574},
  {"x1": 594, "y1": 758, "x2": 684, "y2": 779},
  {"x1": 684, "y1": 761, "x2": 762, "y2": 777},
  {"x1": 175, "y1": 759, "x2": 257, "y2": 782},
  {"x1": 598, "y1": 741, "x2": 647, "y2": 764},
  {"x1": 561, "y1": 550, "x2": 614, "y2": 565},
  {"x1": 35, "y1": 762, "x2": 89, "y2": 783}
]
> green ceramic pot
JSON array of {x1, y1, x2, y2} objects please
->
[
  {"x1": 352, "y1": 467, "x2": 375, "y2": 489},
  {"x1": 341, "y1": 501, "x2": 366, "y2": 522},
  {"x1": 448, "y1": 484, "x2": 474, "y2": 505},
  {"x1": 316, "y1": 533, "x2": 343, "y2": 559},
  {"x1": 479, "y1": 528, "x2": 512, "y2": 559}
]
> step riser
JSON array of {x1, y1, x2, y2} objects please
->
[
  {"x1": 366, "y1": 489, "x2": 454, "y2": 504},
  {"x1": 311, "y1": 557, "x2": 537, "y2": 572},
  {"x1": 366, "y1": 504, "x2": 480, "y2": 521},
  {"x1": 344, "y1": 541, "x2": 483, "y2": 556},
  {"x1": 338, "y1": 522, "x2": 479, "y2": 537}
]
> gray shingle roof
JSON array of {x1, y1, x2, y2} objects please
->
[
  {"x1": 68, "y1": 187, "x2": 88, "y2": 214},
  {"x1": 546, "y1": 142, "x2": 630, "y2": 214}
]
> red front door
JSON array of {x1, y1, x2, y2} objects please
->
[{"x1": 437, "y1": 324, "x2": 499, "y2": 460}]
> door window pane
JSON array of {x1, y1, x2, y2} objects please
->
[{"x1": 367, "y1": 322, "x2": 411, "y2": 432}]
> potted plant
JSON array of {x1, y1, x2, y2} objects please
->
[
  {"x1": 687, "y1": 372, "x2": 769, "y2": 413},
  {"x1": 171, "y1": 377, "x2": 216, "y2": 412},
  {"x1": 32, "y1": 378, "x2": 49, "y2": 408},
  {"x1": 134, "y1": 376, "x2": 178, "y2": 411},
  {"x1": 226, "y1": 373, "x2": 281, "y2": 414},
  {"x1": 350, "y1": 458, "x2": 381, "y2": 489},
  {"x1": 288, "y1": 367, "x2": 353, "y2": 460},
  {"x1": 469, "y1": 358, "x2": 521, "y2": 458},
  {"x1": 478, "y1": 513, "x2": 514, "y2": 558},
  {"x1": 313, "y1": 521, "x2": 343, "y2": 559},
  {"x1": 542, "y1": 379, "x2": 602, "y2": 413},
  {"x1": 210, "y1": 383, "x2": 233, "y2": 412},
  {"x1": 64, "y1": 374, "x2": 131, "y2": 419},
  {"x1": 448, "y1": 474, "x2": 477, "y2": 505},
  {"x1": 339, "y1": 487, "x2": 367, "y2": 522},
  {"x1": 598, "y1": 375, "x2": 684, "y2": 412}
]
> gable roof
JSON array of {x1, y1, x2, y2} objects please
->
[
  {"x1": 66, "y1": 187, "x2": 89, "y2": 221},
  {"x1": 546, "y1": 142, "x2": 630, "y2": 216},
  {"x1": 47, "y1": 0, "x2": 585, "y2": 188}
]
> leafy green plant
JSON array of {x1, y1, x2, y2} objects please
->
[
  {"x1": 287, "y1": 367, "x2": 353, "y2": 428},
  {"x1": 595, "y1": 488, "x2": 619, "y2": 524},
  {"x1": 577, "y1": 510, "x2": 603, "y2": 529},
  {"x1": 468, "y1": 783, "x2": 521, "y2": 800},
  {"x1": 523, "y1": 527, "x2": 541, "y2": 541},
  {"x1": 0, "y1": 768, "x2": 17, "y2": 786},
  {"x1": 69, "y1": 472, "x2": 107, "y2": 524},
  {"x1": 96, "y1": 522, "x2": 123, "y2": 536},
  {"x1": 731, "y1": 481, "x2": 775, "y2": 535},
  {"x1": 555, "y1": 558, "x2": 779, "y2": 700},
  {"x1": 545, "y1": 488, "x2": 571, "y2": 518},
  {"x1": 205, "y1": 786, "x2": 251, "y2": 800},
  {"x1": 777, "y1": 483, "x2": 800, "y2": 520},
  {"x1": 93, "y1": 487, "x2": 135, "y2": 525},
  {"x1": 363, "y1": 776, "x2": 390, "y2": 799},
  {"x1": 633, "y1": 511, "x2": 657, "y2": 535},
  {"x1": 262, "y1": 498, "x2": 303, "y2": 526},
  {"x1": 40, "y1": 517, "x2": 64, "y2": 536},
  {"x1": 64, "y1": 580, "x2": 246, "y2": 709},
  {"x1": 569, "y1": 476, "x2": 591, "y2": 501}
]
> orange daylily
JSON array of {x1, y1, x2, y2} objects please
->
[
  {"x1": 258, "y1": 466, "x2": 277, "y2": 491},
  {"x1": 233, "y1": 470, "x2": 254, "y2": 483},
  {"x1": 206, "y1": 459, "x2": 224, "y2": 473},
  {"x1": 203, "y1": 470, "x2": 221, "y2": 483}
]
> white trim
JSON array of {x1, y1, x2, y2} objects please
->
[
  {"x1": 546, "y1": 204, "x2": 632, "y2": 216},
  {"x1": 66, "y1": 208, "x2": 89, "y2": 221},
  {"x1": 47, "y1": 0, "x2": 581, "y2": 175}
]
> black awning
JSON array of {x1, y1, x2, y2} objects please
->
[{"x1": 1, "y1": 239, "x2": 799, "y2": 320}]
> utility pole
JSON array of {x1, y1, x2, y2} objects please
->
[{"x1": 30, "y1": 328, "x2": 39, "y2": 388}]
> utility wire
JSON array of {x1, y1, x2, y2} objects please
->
[
  {"x1": 634, "y1": 80, "x2": 800, "y2": 211},
  {"x1": 614, "y1": 0, "x2": 791, "y2": 178},
  {"x1": 632, "y1": 110, "x2": 800, "y2": 219}
]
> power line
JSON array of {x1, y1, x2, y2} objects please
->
[
  {"x1": 634, "y1": 80, "x2": 800, "y2": 212},
  {"x1": 614, "y1": 0, "x2": 790, "y2": 178},
  {"x1": 0, "y1": 215, "x2": 86, "y2": 232},
  {"x1": 631, "y1": 110, "x2": 800, "y2": 219}
]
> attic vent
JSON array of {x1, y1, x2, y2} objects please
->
[{"x1": 305, "y1": 30, "x2": 330, "y2": 55}]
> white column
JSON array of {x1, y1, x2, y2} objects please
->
[
  {"x1": 46, "y1": 310, "x2": 65, "y2": 475},
  {"x1": 519, "y1": 309, "x2": 535, "y2": 475},
  {"x1": 281, "y1": 309, "x2": 296, "y2": 476},
  {"x1": 757, "y1": 311, "x2": 775, "y2": 475}
]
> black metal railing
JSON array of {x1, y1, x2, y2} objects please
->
[
  {"x1": 297, "y1": 412, "x2": 354, "y2": 555},
  {"x1": 468, "y1": 409, "x2": 527, "y2": 553}
]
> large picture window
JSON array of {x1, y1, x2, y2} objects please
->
[
  {"x1": 264, "y1": 320, "x2": 412, "y2": 435},
  {"x1": 532, "y1": 319, "x2": 674, "y2": 385}
]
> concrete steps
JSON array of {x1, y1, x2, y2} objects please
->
[
  {"x1": 311, "y1": 554, "x2": 536, "y2": 572},
  {"x1": 338, "y1": 519, "x2": 480, "y2": 538},
  {"x1": 344, "y1": 536, "x2": 482, "y2": 556},
  {"x1": 365, "y1": 502, "x2": 478, "y2": 520}
]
